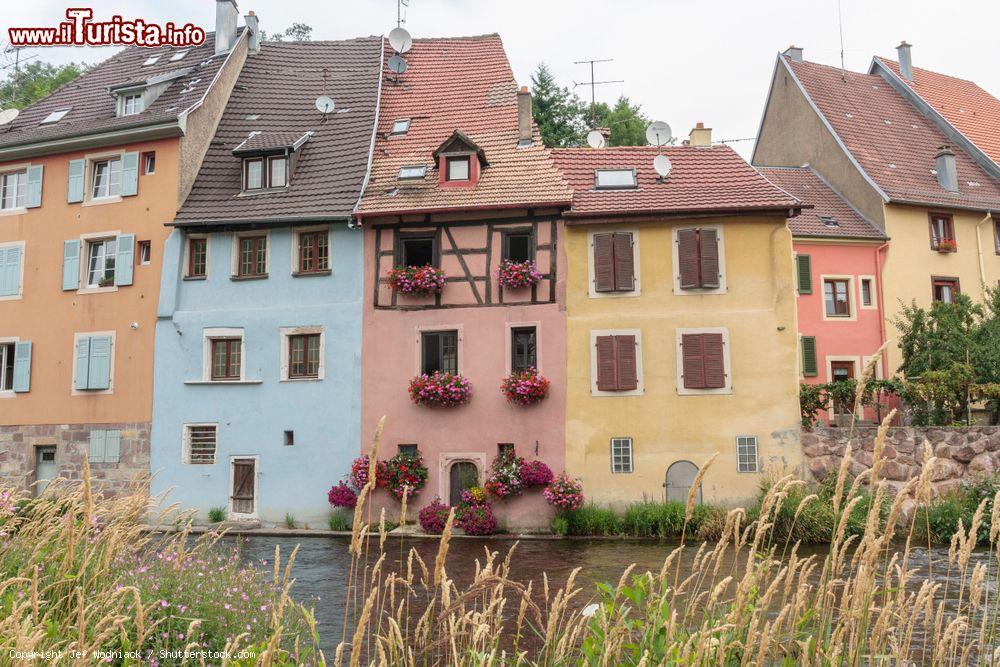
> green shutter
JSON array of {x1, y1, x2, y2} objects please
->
[
  {"x1": 62, "y1": 239, "x2": 81, "y2": 291},
  {"x1": 74, "y1": 336, "x2": 91, "y2": 390},
  {"x1": 0, "y1": 245, "x2": 21, "y2": 297},
  {"x1": 801, "y1": 336, "x2": 818, "y2": 377},
  {"x1": 115, "y1": 233, "x2": 135, "y2": 286},
  {"x1": 26, "y1": 165, "x2": 43, "y2": 208},
  {"x1": 67, "y1": 159, "x2": 85, "y2": 203},
  {"x1": 104, "y1": 430, "x2": 121, "y2": 464},
  {"x1": 89, "y1": 430, "x2": 107, "y2": 464},
  {"x1": 87, "y1": 335, "x2": 112, "y2": 390},
  {"x1": 121, "y1": 152, "x2": 139, "y2": 196},
  {"x1": 796, "y1": 254, "x2": 812, "y2": 294},
  {"x1": 12, "y1": 341, "x2": 31, "y2": 392}
]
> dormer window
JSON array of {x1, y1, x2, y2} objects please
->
[
  {"x1": 122, "y1": 94, "x2": 144, "y2": 116},
  {"x1": 595, "y1": 169, "x2": 638, "y2": 190},
  {"x1": 433, "y1": 130, "x2": 486, "y2": 189},
  {"x1": 446, "y1": 156, "x2": 470, "y2": 182},
  {"x1": 245, "y1": 159, "x2": 263, "y2": 190},
  {"x1": 398, "y1": 165, "x2": 426, "y2": 180},
  {"x1": 242, "y1": 156, "x2": 289, "y2": 191},
  {"x1": 391, "y1": 119, "x2": 411, "y2": 135},
  {"x1": 269, "y1": 157, "x2": 287, "y2": 188},
  {"x1": 233, "y1": 131, "x2": 311, "y2": 193}
]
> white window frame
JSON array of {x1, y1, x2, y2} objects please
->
[
  {"x1": 182, "y1": 423, "x2": 219, "y2": 465},
  {"x1": 0, "y1": 168, "x2": 28, "y2": 212},
  {"x1": 0, "y1": 336, "x2": 20, "y2": 396},
  {"x1": 268, "y1": 156, "x2": 288, "y2": 188},
  {"x1": 611, "y1": 437, "x2": 634, "y2": 473},
  {"x1": 390, "y1": 118, "x2": 411, "y2": 135},
  {"x1": 70, "y1": 330, "x2": 116, "y2": 396},
  {"x1": 230, "y1": 230, "x2": 270, "y2": 279},
  {"x1": 589, "y1": 328, "x2": 644, "y2": 397},
  {"x1": 671, "y1": 224, "x2": 727, "y2": 295},
  {"x1": 398, "y1": 165, "x2": 427, "y2": 180},
  {"x1": 736, "y1": 435, "x2": 759, "y2": 473},
  {"x1": 81, "y1": 150, "x2": 125, "y2": 205},
  {"x1": 595, "y1": 169, "x2": 637, "y2": 190},
  {"x1": 201, "y1": 328, "x2": 247, "y2": 383},
  {"x1": 586, "y1": 227, "x2": 641, "y2": 299},
  {"x1": 121, "y1": 93, "x2": 144, "y2": 116},
  {"x1": 505, "y1": 321, "x2": 542, "y2": 374},
  {"x1": 143, "y1": 152, "x2": 156, "y2": 175},
  {"x1": 290, "y1": 225, "x2": 332, "y2": 276},
  {"x1": 858, "y1": 275, "x2": 877, "y2": 310},
  {"x1": 675, "y1": 326, "x2": 733, "y2": 396},
  {"x1": 83, "y1": 235, "x2": 118, "y2": 290},
  {"x1": 184, "y1": 233, "x2": 209, "y2": 279},
  {"x1": 90, "y1": 157, "x2": 123, "y2": 199},
  {"x1": 279, "y1": 326, "x2": 326, "y2": 381},
  {"x1": 820, "y1": 274, "x2": 856, "y2": 322},
  {"x1": 40, "y1": 108, "x2": 70, "y2": 124},
  {"x1": 414, "y1": 324, "x2": 464, "y2": 376},
  {"x1": 0, "y1": 240, "x2": 25, "y2": 301},
  {"x1": 138, "y1": 240, "x2": 151, "y2": 266}
]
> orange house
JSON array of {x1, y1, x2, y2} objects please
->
[{"x1": 0, "y1": 5, "x2": 250, "y2": 495}]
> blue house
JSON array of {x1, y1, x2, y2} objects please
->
[{"x1": 151, "y1": 36, "x2": 383, "y2": 525}]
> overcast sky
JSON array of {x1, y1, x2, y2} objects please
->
[{"x1": 4, "y1": 1, "x2": 999, "y2": 159}]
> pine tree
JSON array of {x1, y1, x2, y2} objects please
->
[
  {"x1": 530, "y1": 63, "x2": 585, "y2": 148},
  {"x1": 591, "y1": 96, "x2": 650, "y2": 147}
]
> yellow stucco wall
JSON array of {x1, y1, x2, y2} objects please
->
[
  {"x1": 565, "y1": 217, "x2": 804, "y2": 507},
  {"x1": 881, "y1": 204, "x2": 1000, "y2": 373}
]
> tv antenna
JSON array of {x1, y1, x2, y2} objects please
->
[
  {"x1": 396, "y1": 0, "x2": 410, "y2": 30},
  {"x1": 573, "y1": 58, "x2": 623, "y2": 128},
  {"x1": 386, "y1": 0, "x2": 412, "y2": 84},
  {"x1": 0, "y1": 108, "x2": 20, "y2": 130},
  {"x1": 315, "y1": 68, "x2": 335, "y2": 120},
  {"x1": 837, "y1": 0, "x2": 846, "y2": 81}
]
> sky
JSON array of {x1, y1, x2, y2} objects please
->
[{"x1": 3, "y1": 0, "x2": 999, "y2": 159}]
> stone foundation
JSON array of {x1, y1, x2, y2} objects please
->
[
  {"x1": 0, "y1": 423, "x2": 150, "y2": 497},
  {"x1": 801, "y1": 426, "x2": 1000, "y2": 496}
]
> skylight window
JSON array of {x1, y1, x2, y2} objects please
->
[
  {"x1": 143, "y1": 56, "x2": 161, "y2": 66},
  {"x1": 390, "y1": 118, "x2": 411, "y2": 135},
  {"x1": 40, "y1": 108, "x2": 71, "y2": 124},
  {"x1": 398, "y1": 165, "x2": 427, "y2": 180},
  {"x1": 170, "y1": 50, "x2": 189, "y2": 61},
  {"x1": 595, "y1": 169, "x2": 637, "y2": 190},
  {"x1": 244, "y1": 114, "x2": 261, "y2": 121},
  {"x1": 818, "y1": 215, "x2": 839, "y2": 228}
]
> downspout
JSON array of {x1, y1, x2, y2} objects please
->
[
  {"x1": 875, "y1": 241, "x2": 890, "y2": 378},
  {"x1": 975, "y1": 212, "x2": 994, "y2": 299}
]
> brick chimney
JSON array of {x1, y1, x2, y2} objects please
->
[
  {"x1": 896, "y1": 41, "x2": 913, "y2": 82},
  {"x1": 688, "y1": 122, "x2": 712, "y2": 147},
  {"x1": 517, "y1": 86, "x2": 533, "y2": 145},
  {"x1": 783, "y1": 45, "x2": 803, "y2": 62},
  {"x1": 215, "y1": 0, "x2": 239, "y2": 54},
  {"x1": 935, "y1": 145, "x2": 958, "y2": 192},
  {"x1": 244, "y1": 10, "x2": 260, "y2": 54}
]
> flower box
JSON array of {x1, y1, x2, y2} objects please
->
[
  {"x1": 388, "y1": 265, "x2": 446, "y2": 294},
  {"x1": 935, "y1": 239, "x2": 958, "y2": 253},
  {"x1": 500, "y1": 368, "x2": 550, "y2": 406},
  {"x1": 408, "y1": 371, "x2": 472, "y2": 407},
  {"x1": 497, "y1": 260, "x2": 542, "y2": 290}
]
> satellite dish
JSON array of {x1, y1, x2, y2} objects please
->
[
  {"x1": 388, "y1": 27, "x2": 412, "y2": 54},
  {"x1": 586, "y1": 130, "x2": 606, "y2": 149},
  {"x1": 653, "y1": 154, "x2": 672, "y2": 178},
  {"x1": 315, "y1": 96, "x2": 335, "y2": 114},
  {"x1": 645, "y1": 121, "x2": 672, "y2": 147},
  {"x1": 0, "y1": 108, "x2": 19, "y2": 126},
  {"x1": 388, "y1": 55, "x2": 408, "y2": 74}
]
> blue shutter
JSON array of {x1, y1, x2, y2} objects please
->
[
  {"x1": 62, "y1": 239, "x2": 80, "y2": 291},
  {"x1": 89, "y1": 430, "x2": 107, "y2": 464},
  {"x1": 67, "y1": 159, "x2": 85, "y2": 203},
  {"x1": 74, "y1": 336, "x2": 91, "y2": 390},
  {"x1": 104, "y1": 430, "x2": 120, "y2": 463},
  {"x1": 26, "y1": 165, "x2": 43, "y2": 208},
  {"x1": 12, "y1": 341, "x2": 31, "y2": 392},
  {"x1": 121, "y1": 152, "x2": 139, "y2": 196},
  {"x1": 0, "y1": 245, "x2": 21, "y2": 297},
  {"x1": 115, "y1": 233, "x2": 135, "y2": 286},
  {"x1": 87, "y1": 335, "x2": 112, "y2": 390}
]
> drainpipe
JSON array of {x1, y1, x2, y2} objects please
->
[
  {"x1": 975, "y1": 212, "x2": 994, "y2": 299},
  {"x1": 875, "y1": 241, "x2": 890, "y2": 378}
]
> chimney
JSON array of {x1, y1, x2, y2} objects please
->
[
  {"x1": 896, "y1": 41, "x2": 913, "y2": 82},
  {"x1": 517, "y1": 86, "x2": 533, "y2": 145},
  {"x1": 244, "y1": 10, "x2": 260, "y2": 54},
  {"x1": 215, "y1": 0, "x2": 239, "y2": 54},
  {"x1": 688, "y1": 122, "x2": 712, "y2": 147},
  {"x1": 782, "y1": 45, "x2": 803, "y2": 62},
  {"x1": 935, "y1": 145, "x2": 958, "y2": 192}
]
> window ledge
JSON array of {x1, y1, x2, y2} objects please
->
[
  {"x1": 237, "y1": 187, "x2": 289, "y2": 197},
  {"x1": 0, "y1": 207, "x2": 27, "y2": 217},
  {"x1": 280, "y1": 376, "x2": 323, "y2": 383},
  {"x1": 292, "y1": 269, "x2": 332, "y2": 278},
  {"x1": 82, "y1": 196, "x2": 123, "y2": 207},
  {"x1": 230, "y1": 274, "x2": 268, "y2": 282},
  {"x1": 77, "y1": 285, "x2": 119, "y2": 295},
  {"x1": 184, "y1": 379, "x2": 263, "y2": 385},
  {"x1": 0, "y1": 390, "x2": 15, "y2": 399},
  {"x1": 0, "y1": 294, "x2": 23, "y2": 302},
  {"x1": 183, "y1": 275, "x2": 207, "y2": 281}
]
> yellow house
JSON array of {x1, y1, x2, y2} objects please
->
[{"x1": 551, "y1": 134, "x2": 804, "y2": 506}]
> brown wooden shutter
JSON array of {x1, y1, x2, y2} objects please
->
[
  {"x1": 698, "y1": 229, "x2": 720, "y2": 289},
  {"x1": 612, "y1": 233, "x2": 635, "y2": 291},
  {"x1": 681, "y1": 333, "x2": 706, "y2": 389},
  {"x1": 595, "y1": 335, "x2": 618, "y2": 390},
  {"x1": 615, "y1": 335, "x2": 638, "y2": 390},
  {"x1": 677, "y1": 228, "x2": 700, "y2": 289},
  {"x1": 702, "y1": 333, "x2": 726, "y2": 388},
  {"x1": 593, "y1": 234, "x2": 615, "y2": 292}
]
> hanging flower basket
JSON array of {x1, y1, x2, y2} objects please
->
[
  {"x1": 500, "y1": 368, "x2": 550, "y2": 406},
  {"x1": 408, "y1": 371, "x2": 472, "y2": 407},
  {"x1": 519, "y1": 460, "x2": 554, "y2": 488},
  {"x1": 388, "y1": 265, "x2": 446, "y2": 294},
  {"x1": 380, "y1": 451, "x2": 429, "y2": 500},
  {"x1": 497, "y1": 260, "x2": 542, "y2": 290},
  {"x1": 484, "y1": 449, "x2": 525, "y2": 499},
  {"x1": 543, "y1": 473, "x2": 584, "y2": 511},
  {"x1": 327, "y1": 481, "x2": 358, "y2": 509},
  {"x1": 935, "y1": 239, "x2": 958, "y2": 253}
]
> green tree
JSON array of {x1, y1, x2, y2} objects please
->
[
  {"x1": 530, "y1": 63, "x2": 585, "y2": 148},
  {"x1": 0, "y1": 61, "x2": 86, "y2": 110},
  {"x1": 261, "y1": 22, "x2": 313, "y2": 42},
  {"x1": 589, "y1": 96, "x2": 650, "y2": 147}
]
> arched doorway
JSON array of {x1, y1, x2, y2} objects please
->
[
  {"x1": 665, "y1": 460, "x2": 700, "y2": 504},
  {"x1": 449, "y1": 461, "x2": 479, "y2": 506}
]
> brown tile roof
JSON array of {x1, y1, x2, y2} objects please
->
[
  {"x1": 173, "y1": 37, "x2": 383, "y2": 225},
  {"x1": 0, "y1": 34, "x2": 235, "y2": 150},
  {"x1": 876, "y1": 58, "x2": 1000, "y2": 167},
  {"x1": 551, "y1": 145, "x2": 800, "y2": 220},
  {"x1": 784, "y1": 56, "x2": 1000, "y2": 211},
  {"x1": 232, "y1": 130, "x2": 311, "y2": 154},
  {"x1": 758, "y1": 166, "x2": 886, "y2": 240},
  {"x1": 357, "y1": 34, "x2": 571, "y2": 216}
]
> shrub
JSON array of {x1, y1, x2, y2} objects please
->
[
  {"x1": 380, "y1": 451, "x2": 429, "y2": 500},
  {"x1": 913, "y1": 474, "x2": 998, "y2": 544},
  {"x1": 519, "y1": 459, "x2": 554, "y2": 487},
  {"x1": 207, "y1": 506, "x2": 226, "y2": 523},
  {"x1": 550, "y1": 514, "x2": 570, "y2": 537},
  {"x1": 418, "y1": 499, "x2": 451, "y2": 534},
  {"x1": 408, "y1": 371, "x2": 473, "y2": 408},
  {"x1": 284, "y1": 513, "x2": 296, "y2": 529},
  {"x1": 562, "y1": 504, "x2": 622, "y2": 536},
  {"x1": 387, "y1": 264, "x2": 446, "y2": 294},
  {"x1": 621, "y1": 501, "x2": 686, "y2": 538},
  {"x1": 543, "y1": 473, "x2": 584, "y2": 511},
  {"x1": 327, "y1": 509, "x2": 351, "y2": 531},
  {"x1": 327, "y1": 481, "x2": 358, "y2": 508},
  {"x1": 457, "y1": 503, "x2": 498, "y2": 536},
  {"x1": 497, "y1": 259, "x2": 542, "y2": 289}
]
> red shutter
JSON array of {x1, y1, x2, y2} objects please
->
[
  {"x1": 702, "y1": 333, "x2": 726, "y2": 388},
  {"x1": 595, "y1": 336, "x2": 618, "y2": 390},
  {"x1": 615, "y1": 335, "x2": 638, "y2": 390},
  {"x1": 612, "y1": 233, "x2": 635, "y2": 292},
  {"x1": 698, "y1": 228, "x2": 720, "y2": 289},
  {"x1": 677, "y1": 229, "x2": 700, "y2": 289},
  {"x1": 593, "y1": 234, "x2": 615, "y2": 292},
  {"x1": 681, "y1": 333, "x2": 706, "y2": 389}
]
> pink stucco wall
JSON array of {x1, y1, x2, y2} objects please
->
[{"x1": 361, "y1": 216, "x2": 567, "y2": 531}]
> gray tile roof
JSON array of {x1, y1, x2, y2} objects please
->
[
  {"x1": 174, "y1": 37, "x2": 383, "y2": 226},
  {"x1": 232, "y1": 130, "x2": 311, "y2": 154}
]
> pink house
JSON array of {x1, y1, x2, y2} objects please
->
[
  {"x1": 759, "y1": 166, "x2": 891, "y2": 424},
  {"x1": 355, "y1": 35, "x2": 572, "y2": 531}
]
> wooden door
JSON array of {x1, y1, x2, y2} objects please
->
[
  {"x1": 231, "y1": 458, "x2": 256, "y2": 516},
  {"x1": 830, "y1": 361, "x2": 855, "y2": 418},
  {"x1": 35, "y1": 447, "x2": 56, "y2": 497},
  {"x1": 449, "y1": 461, "x2": 479, "y2": 506}
]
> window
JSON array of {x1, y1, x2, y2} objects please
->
[
  {"x1": 91, "y1": 158, "x2": 122, "y2": 198},
  {"x1": 183, "y1": 424, "x2": 217, "y2": 464},
  {"x1": 592, "y1": 231, "x2": 636, "y2": 294},
  {"x1": 400, "y1": 235, "x2": 435, "y2": 267},
  {"x1": 86, "y1": 238, "x2": 117, "y2": 287},
  {"x1": 446, "y1": 156, "x2": 470, "y2": 182},
  {"x1": 1, "y1": 170, "x2": 26, "y2": 209},
  {"x1": 288, "y1": 334, "x2": 321, "y2": 379},
  {"x1": 860, "y1": 277, "x2": 874, "y2": 307},
  {"x1": 994, "y1": 217, "x2": 1000, "y2": 254},
  {"x1": 398, "y1": 165, "x2": 427, "y2": 180},
  {"x1": 143, "y1": 152, "x2": 156, "y2": 175},
  {"x1": 210, "y1": 338, "x2": 242, "y2": 380},
  {"x1": 297, "y1": 230, "x2": 329, "y2": 274},
  {"x1": 511, "y1": 326, "x2": 537, "y2": 373},
  {"x1": 933, "y1": 277, "x2": 960, "y2": 303},
  {"x1": 593, "y1": 332, "x2": 640, "y2": 393},
  {"x1": 269, "y1": 156, "x2": 287, "y2": 188},
  {"x1": 736, "y1": 436, "x2": 759, "y2": 473},
  {"x1": 503, "y1": 231, "x2": 533, "y2": 263},
  {"x1": 929, "y1": 213, "x2": 955, "y2": 250},
  {"x1": 138, "y1": 240, "x2": 151, "y2": 265},
  {"x1": 40, "y1": 108, "x2": 71, "y2": 124},
  {"x1": 73, "y1": 333, "x2": 113, "y2": 391},
  {"x1": 398, "y1": 443, "x2": 418, "y2": 456},
  {"x1": 611, "y1": 437, "x2": 633, "y2": 473},
  {"x1": 142, "y1": 55, "x2": 160, "y2": 66},
  {"x1": 244, "y1": 159, "x2": 263, "y2": 190},
  {"x1": 823, "y1": 279, "x2": 850, "y2": 317},
  {"x1": 422, "y1": 330, "x2": 458, "y2": 374},
  {"x1": 678, "y1": 331, "x2": 729, "y2": 392},
  {"x1": 122, "y1": 94, "x2": 143, "y2": 116},
  {"x1": 595, "y1": 169, "x2": 637, "y2": 189},
  {"x1": 818, "y1": 215, "x2": 839, "y2": 228},
  {"x1": 237, "y1": 235, "x2": 267, "y2": 278},
  {"x1": 0, "y1": 342, "x2": 13, "y2": 391},
  {"x1": 170, "y1": 49, "x2": 189, "y2": 61},
  {"x1": 88, "y1": 429, "x2": 121, "y2": 464},
  {"x1": 187, "y1": 238, "x2": 207, "y2": 278},
  {"x1": 284, "y1": 430, "x2": 295, "y2": 446},
  {"x1": 498, "y1": 443, "x2": 515, "y2": 457},
  {"x1": 391, "y1": 118, "x2": 411, "y2": 135},
  {"x1": 676, "y1": 228, "x2": 721, "y2": 290}
]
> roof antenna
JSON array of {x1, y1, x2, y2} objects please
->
[
  {"x1": 573, "y1": 58, "x2": 623, "y2": 129},
  {"x1": 387, "y1": 0, "x2": 412, "y2": 85},
  {"x1": 315, "y1": 67, "x2": 335, "y2": 122},
  {"x1": 838, "y1": 0, "x2": 847, "y2": 81}
]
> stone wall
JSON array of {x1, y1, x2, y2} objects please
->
[
  {"x1": 0, "y1": 423, "x2": 150, "y2": 497},
  {"x1": 801, "y1": 426, "x2": 1000, "y2": 496}
]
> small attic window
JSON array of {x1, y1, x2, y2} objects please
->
[
  {"x1": 445, "y1": 156, "x2": 470, "y2": 182},
  {"x1": 40, "y1": 108, "x2": 71, "y2": 124},
  {"x1": 142, "y1": 55, "x2": 161, "y2": 66},
  {"x1": 595, "y1": 169, "x2": 637, "y2": 190},
  {"x1": 390, "y1": 119, "x2": 411, "y2": 136},
  {"x1": 818, "y1": 215, "x2": 839, "y2": 228},
  {"x1": 399, "y1": 165, "x2": 426, "y2": 180},
  {"x1": 121, "y1": 94, "x2": 144, "y2": 116},
  {"x1": 170, "y1": 50, "x2": 189, "y2": 61}
]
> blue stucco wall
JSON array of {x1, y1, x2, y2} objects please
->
[{"x1": 150, "y1": 224, "x2": 362, "y2": 525}]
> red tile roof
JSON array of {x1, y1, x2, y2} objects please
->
[
  {"x1": 784, "y1": 57, "x2": 1000, "y2": 211},
  {"x1": 357, "y1": 34, "x2": 571, "y2": 216},
  {"x1": 551, "y1": 145, "x2": 800, "y2": 220},
  {"x1": 876, "y1": 58, "x2": 1000, "y2": 168},
  {"x1": 758, "y1": 166, "x2": 886, "y2": 240}
]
